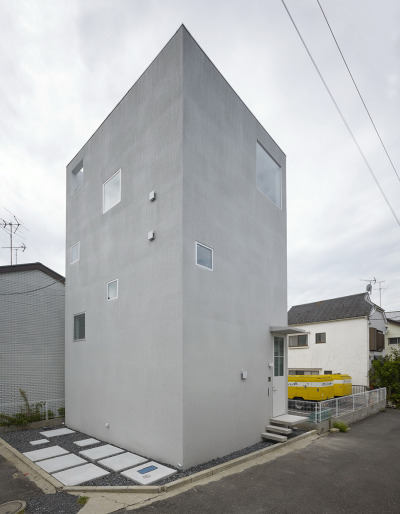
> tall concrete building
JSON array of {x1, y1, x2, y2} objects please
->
[{"x1": 66, "y1": 26, "x2": 289, "y2": 469}]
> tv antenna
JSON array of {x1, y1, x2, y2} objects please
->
[
  {"x1": 373, "y1": 280, "x2": 387, "y2": 307},
  {"x1": 0, "y1": 211, "x2": 28, "y2": 264},
  {"x1": 360, "y1": 277, "x2": 376, "y2": 294}
]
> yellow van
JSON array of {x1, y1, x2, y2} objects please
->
[
  {"x1": 332, "y1": 374, "x2": 352, "y2": 397},
  {"x1": 288, "y1": 375, "x2": 334, "y2": 401}
]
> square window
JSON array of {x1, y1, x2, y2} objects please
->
[
  {"x1": 196, "y1": 242, "x2": 213, "y2": 271},
  {"x1": 103, "y1": 170, "x2": 121, "y2": 213},
  {"x1": 256, "y1": 142, "x2": 282, "y2": 208},
  {"x1": 107, "y1": 279, "x2": 118, "y2": 301},
  {"x1": 70, "y1": 242, "x2": 80, "y2": 264},
  {"x1": 73, "y1": 313, "x2": 85, "y2": 341},
  {"x1": 71, "y1": 160, "x2": 84, "y2": 194},
  {"x1": 316, "y1": 332, "x2": 326, "y2": 344}
]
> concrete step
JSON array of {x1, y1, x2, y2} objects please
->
[
  {"x1": 265, "y1": 424, "x2": 292, "y2": 435},
  {"x1": 261, "y1": 432, "x2": 287, "y2": 443}
]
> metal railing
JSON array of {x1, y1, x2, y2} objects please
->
[
  {"x1": 288, "y1": 388, "x2": 386, "y2": 423},
  {"x1": 0, "y1": 398, "x2": 65, "y2": 426}
]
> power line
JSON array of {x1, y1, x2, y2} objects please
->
[
  {"x1": 317, "y1": 0, "x2": 400, "y2": 183},
  {"x1": 281, "y1": 0, "x2": 400, "y2": 228},
  {"x1": 0, "y1": 281, "x2": 60, "y2": 295}
]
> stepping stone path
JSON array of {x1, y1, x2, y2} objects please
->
[
  {"x1": 98, "y1": 452, "x2": 148, "y2": 472},
  {"x1": 24, "y1": 426, "x2": 177, "y2": 487},
  {"x1": 36, "y1": 454, "x2": 87, "y2": 474},
  {"x1": 23, "y1": 445, "x2": 69, "y2": 462},
  {"x1": 30, "y1": 439, "x2": 49, "y2": 446},
  {"x1": 52, "y1": 463, "x2": 109, "y2": 486},
  {"x1": 122, "y1": 461, "x2": 177, "y2": 485},
  {"x1": 39, "y1": 428, "x2": 75, "y2": 438},
  {"x1": 73, "y1": 438, "x2": 100, "y2": 447},
  {"x1": 79, "y1": 444, "x2": 124, "y2": 461}
]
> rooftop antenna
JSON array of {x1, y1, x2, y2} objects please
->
[
  {"x1": 373, "y1": 280, "x2": 387, "y2": 308},
  {"x1": 360, "y1": 277, "x2": 376, "y2": 295},
  {"x1": 0, "y1": 211, "x2": 28, "y2": 264}
]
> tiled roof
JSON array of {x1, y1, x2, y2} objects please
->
[{"x1": 288, "y1": 293, "x2": 379, "y2": 325}]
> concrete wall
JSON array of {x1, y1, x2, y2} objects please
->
[
  {"x1": 288, "y1": 318, "x2": 370, "y2": 386},
  {"x1": 66, "y1": 26, "x2": 287, "y2": 469},
  {"x1": 0, "y1": 269, "x2": 65, "y2": 405},
  {"x1": 181, "y1": 30, "x2": 287, "y2": 468},
  {"x1": 66, "y1": 28, "x2": 184, "y2": 466}
]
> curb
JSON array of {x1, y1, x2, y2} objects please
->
[{"x1": 0, "y1": 430, "x2": 318, "y2": 495}]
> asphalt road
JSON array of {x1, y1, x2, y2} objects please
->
[
  {"x1": 0, "y1": 452, "x2": 42, "y2": 505},
  {"x1": 132, "y1": 409, "x2": 400, "y2": 513}
]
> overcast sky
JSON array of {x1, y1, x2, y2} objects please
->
[{"x1": 0, "y1": 0, "x2": 399, "y2": 311}]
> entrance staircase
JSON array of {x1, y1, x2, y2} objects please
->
[{"x1": 262, "y1": 413, "x2": 306, "y2": 442}]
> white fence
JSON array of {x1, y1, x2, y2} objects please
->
[
  {"x1": 288, "y1": 388, "x2": 386, "y2": 423},
  {"x1": 0, "y1": 398, "x2": 65, "y2": 426}
]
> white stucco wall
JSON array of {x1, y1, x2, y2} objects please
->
[
  {"x1": 288, "y1": 318, "x2": 370, "y2": 386},
  {"x1": 385, "y1": 320, "x2": 400, "y2": 353}
]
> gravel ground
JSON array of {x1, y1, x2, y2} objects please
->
[
  {"x1": 25, "y1": 491, "x2": 84, "y2": 513},
  {"x1": 1, "y1": 425, "x2": 305, "y2": 487}
]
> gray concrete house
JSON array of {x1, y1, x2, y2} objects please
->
[
  {"x1": 0, "y1": 263, "x2": 65, "y2": 408},
  {"x1": 65, "y1": 26, "x2": 291, "y2": 469}
]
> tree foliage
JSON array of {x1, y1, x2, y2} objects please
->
[{"x1": 369, "y1": 348, "x2": 400, "y2": 404}]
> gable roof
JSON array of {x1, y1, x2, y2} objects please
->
[
  {"x1": 288, "y1": 293, "x2": 381, "y2": 325},
  {"x1": 0, "y1": 262, "x2": 65, "y2": 284}
]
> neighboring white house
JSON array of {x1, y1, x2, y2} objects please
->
[
  {"x1": 0, "y1": 263, "x2": 65, "y2": 408},
  {"x1": 385, "y1": 313, "x2": 400, "y2": 353},
  {"x1": 65, "y1": 26, "x2": 292, "y2": 470},
  {"x1": 288, "y1": 293, "x2": 386, "y2": 387}
]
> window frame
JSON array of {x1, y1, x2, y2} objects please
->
[
  {"x1": 107, "y1": 279, "x2": 118, "y2": 301},
  {"x1": 103, "y1": 169, "x2": 121, "y2": 213},
  {"x1": 70, "y1": 242, "x2": 80, "y2": 264},
  {"x1": 256, "y1": 141, "x2": 282, "y2": 209},
  {"x1": 73, "y1": 312, "x2": 86, "y2": 341},
  {"x1": 388, "y1": 337, "x2": 400, "y2": 345},
  {"x1": 195, "y1": 241, "x2": 213, "y2": 271},
  {"x1": 274, "y1": 336, "x2": 284, "y2": 377},
  {"x1": 289, "y1": 334, "x2": 308, "y2": 348},
  {"x1": 315, "y1": 332, "x2": 326, "y2": 344}
]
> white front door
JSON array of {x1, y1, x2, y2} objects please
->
[{"x1": 273, "y1": 336, "x2": 286, "y2": 417}]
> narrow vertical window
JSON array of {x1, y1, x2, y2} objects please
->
[
  {"x1": 70, "y1": 242, "x2": 80, "y2": 264},
  {"x1": 274, "y1": 337, "x2": 284, "y2": 376},
  {"x1": 107, "y1": 279, "x2": 118, "y2": 301},
  {"x1": 103, "y1": 170, "x2": 121, "y2": 213},
  {"x1": 73, "y1": 313, "x2": 85, "y2": 341},
  {"x1": 196, "y1": 242, "x2": 213, "y2": 271},
  {"x1": 256, "y1": 142, "x2": 282, "y2": 208}
]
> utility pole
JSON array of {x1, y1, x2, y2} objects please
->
[{"x1": 0, "y1": 212, "x2": 27, "y2": 264}]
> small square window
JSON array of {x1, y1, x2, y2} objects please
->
[
  {"x1": 107, "y1": 279, "x2": 118, "y2": 301},
  {"x1": 103, "y1": 170, "x2": 121, "y2": 213},
  {"x1": 196, "y1": 242, "x2": 213, "y2": 271},
  {"x1": 73, "y1": 313, "x2": 85, "y2": 341},
  {"x1": 70, "y1": 242, "x2": 80, "y2": 264},
  {"x1": 256, "y1": 142, "x2": 282, "y2": 208},
  {"x1": 324, "y1": 370, "x2": 332, "y2": 375},
  {"x1": 71, "y1": 160, "x2": 84, "y2": 194},
  {"x1": 316, "y1": 332, "x2": 326, "y2": 344}
]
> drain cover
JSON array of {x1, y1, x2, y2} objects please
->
[{"x1": 0, "y1": 500, "x2": 26, "y2": 514}]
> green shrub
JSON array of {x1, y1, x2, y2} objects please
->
[
  {"x1": 58, "y1": 407, "x2": 65, "y2": 417},
  {"x1": 333, "y1": 421, "x2": 348, "y2": 433}
]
